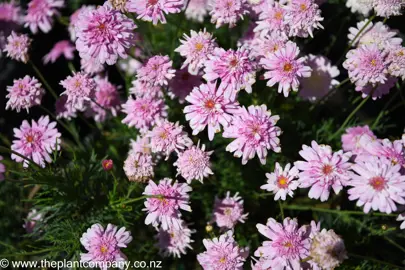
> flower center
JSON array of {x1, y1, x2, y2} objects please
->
[
  {"x1": 224, "y1": 208, "x2": 232, "y2": 215},
  {"x1": 160, "y1": 131, "x2": 168, "y2": 139},
  {"x1": 74, "y1": 80, "x2": 82, "y2": 88},
  {"x1": 219, "y1": 257, "x2": 226, "y2": 263},
  {"x1": 226, "y1": 1, "x2": 233, "y2": 7},
  {"x1": 322, "y1": 164, "x2": 333, "y2": 175},
  {"x1": 283, "y1": 63, "x2": 293, "y2": 72},
  {"x1": 98, "y1": 23, "x2": 106, "y2": 30},
  {"x1": 133, "y1": 160, "x2": 139, "y2": 168},
  {"x1": 100, "y1": 245, "x2": 108, "y2": 254},
  {"x1": 26, "y1": 135, "x2": 34, "y2": 143},
  {"x1": 300, "y1": 4, "x2": 307, "y2": 11},
  {"x1": 195, "y1": 42, "x2": 204, "y2": 51},
  {"x1": 148, "y1": 0, "x2": 158, "y2": 5},
  {"x1": 398, "y1": 50, "x2": 404, "y2": 57},
  {"x1": 370, "y1": 59, "x2": 377, "y2": 66},
  {"x1": 229, "y1": 58, "x2": 238, "y2": 67},
  {"x1": 369, "y1": 176, "x2": 386, "y2": 191},
  {"x1": 204, "y1": 99, "x2": 216, "y2": 109},
  {"x1": 274, "y1": 11, "x2": 283, "y2": 20},
  {"x1": 283, "y1": 241, "x2": 293, "y2": 248},
  {"x1": 277, "y1": 175, "x2": 289, "y2": 188}
]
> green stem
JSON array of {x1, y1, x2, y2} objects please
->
[
  {"x1": 384, "y1": 237, "x2": 405, "y2": 254},
  {"x1": 113, "y1": 195, "x2": 163, "y2": 206},
  {"x1": 283, "y1": 204, "x2": 397, "y2": 217},
  {"x1": 0, "y1": 247, "x2": 60, "y2": 258},
  {"x1": 349, "y1": 253, "x2": 402, "y2": 268},
  {"x1": 310, "y1": 78, "x2": 350, "y2": 111},
  {"x1": 371, "y1": 90, "x2": 401, "y2": 129},
  {"x1": 29, "y1": 60, "x2": 58, "y2": 99},
  {"x1": 279, "y1": 201, "x2": 285, "y2": 220}
]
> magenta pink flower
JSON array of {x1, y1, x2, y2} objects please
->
[
  {"x1": 60, "y1": 72, "x2": 96, "y2": 111},
  {"x1": 24, "y1": 0, "x2": 64, "y2": 34},
  {"x1": 388, "y1": 46, "x2": 405, "y2": 80},
  {"x1": 0, "y1": 1, "x2": 22, "y2": 23},
  {"x1": 0, "y1": 156, "x2": 5, "y2": 181},
  {"x1": 255, "y1": 217, "x2": 311, "y2": 269},
  {"x1": 123, "y1": 152, "x2": 154, "y2": 182},
  {"x1": 355, "y1": 76, "x2": 397, "y2": 100},
  {"x1": 223, "y1": 105, "x2": 281, "y2": 165},
  {"x1": 261, "y1": 41, "x2": 312, "y2": 97},
  {"x1": 75, "y1": 2, "x2": 137, "y2": 65},
  {"x1": 185, "y1": 0, "x2": 209, "y2": 22},
  {"x1": 184, "y1": 81, "x2": 240, "y2": 140},
  {"x1": 341, "y1": 125, "x2": 376, "y2": 154},
  {"x1": 80, "y1": 58, "x2": 105, "y2": 75},
  {"x1": 168, "y1": 69, "x2": 202, "y2": 103},
  {"x1": 43, "y1": 40, "x2": 75, "y2": 64},
  {"x1": 121, "y1": 96, "x2": 168, "y2": 131},
  {"x1": 55, "y1": 96, "x2": 77, "y2": 120},
  {"x1": 254, "y1": 2, "x2": 289, "y2": 38},
  {"x1": 197, "y1": 230, "x2": 248, "y2": 270},
  {"x1": 295, "y1": 141, "x2": 352, "y2": 202},
  {"x1": 11, "y1": 116, "x2": 61, "y2": 168},
  {"x1": 137, "y1": 55, "x2": 175, "y2": 86},
  {"x1": 68, "y1": 5, "x2": 95, "y2": 41},
  {"x1": 102, "y1": 159, "x2": 113, "y2": 171},
  {"x1": 209, "y1": 0, "x2": 249, "y2": 28},
  {"x1": 80, "y1": 223, "x2": 132, "y2": 268},
  {"x1": 6, "y1": 76, "x2": 44, "y2": 113},
  {"x1": 204, "y1": 47, "x2": 257, "y2": 101},
  {"x1": 143, "y1": 178, "x2": 192, "y2": 230},
  {"x1": 127, "y1": 0, "x2": 184, "y2": 25},
  {"x1": 23, "y1": 209, "x2": 43, "y2": 233},
  {"x1": 373, "y1": 0, "x2": 404, "y2": 17},
  {"x1": 174, "y1": 143, "x2": 213, "y2": 183},
  {"x1": 212, "y1": 191, "x2": 248, "y2": 229},
  {"x1": 175, "y1": 29, "x2": 217, "y2": 75},
  {"x1": 261, "y1": 162, "x2": 299, "y2": 201},
  {"x1": 129, "y1": 80, "x2": 163, "y2": 99},
  {"x1": 348, "y1": 156, "x2": 405, "y2": 214},
  {"x1": 156, "y1": 222, "x2": 194, "y2": 258},
  {"x1": 3, "y1": 31, "x2": 31, "y2": 63}
]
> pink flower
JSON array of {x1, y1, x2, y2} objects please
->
[
  {"x1": 123, "y1": 152, "x2": 154, "y2": 182},
  {"x1": 75, "y1": 2, "x2": 137, "y2": 65},
  {"x1": 80, "y1": 223, "x2": 132, "y2": 268},
  {"x1": 204, "y1": 47, "x2": 257, "y2": 101},
  {"x1": 129, "y1": 135, "x2": 152, "y2": 155},
  {"x1": 0, "y1": 1, "x2": 22, "y2": 23},
  {"x1": 121, "y1": 96, "x2": 168, "y2": 131},
  {"x1": 298, "y1": 54, "x2": 340, "y2": 101},
  {"x1": 6, "y1": 76, "x2": 44, "y2": 113},
  {"x1": 11, "y1": 116, "x2": 61, "y2": 168},
  {"x1": 212, "y1": 191, "x2": 248, "y2": 229},
  {"x1": 24, "y1": 0, "x2": 64, "y2": 34},
  {"x1": 137, "y1": 55, "x2": 175, "y2": 86},
  {"x1": 60, "y1": 72, "x2": 96, "y2": 111},
  {"x1": 197, "y1": 230, "x2": 248, "y2": 270},
  {"x1": 127, "y1": 0, "x2": 184, "y2": 25},
  {"x1": 174, "y1": 143, "x2": 213, "y2": 183},
  {"x1": 355, "y1": 76, "x2": 397, "y2": 100},
  {"x1": 80, "y1": 57, "x2": 105, "y2": 75},
  {"x1": 185, "y1": 0, "x2": 209, "y2": 22},
  {"x1": 397, "y1": 212, "x2": 405, "y2": 229},
  {"x1": 43, "y1": 40, "x2": 75, "y2": 64},
  {"x1": 373, "y1": 0, "x2": 404, "y2": 17},
  {"x1": 118, "y1": 56, "x2": 142, "y2": 76},
  {"x1": 261, "y1": 162, "x2": 299, "y2": 201},
  {"x1": 168, "y1": 69, "x2": 203, "y2": 103},
  {"x1": 246, "y1": 0, "x2": 273, "y2": 17},
  {"x1": 68, "y1": 5, "x2": 95, "y2": 41},
  {"x1": 361, "y1": 138, "x2": 405, "y2": 167},
  {"x1": 310, "y1": 229, "x2": 347, "y2": 269},
  {"x1": 223, "y1": 105, "x2": 281, "y2": 165},
  {"x1": 55, "y1": 96, "x2": 77, "y2": 120},
  {"x1": 102, "y1": 159, "x2": 114, "y2": 171},
  {"x1": 184, "y1": 81, "x2": 240, "y2": 140},
  {"x1": 346, "y1": 0, "x2": 373, "y2": 16},
  {"x1": 175, "y1": 29, "x2": 217, "y2": 75},
  {"x1": 348, "y1": 156, "x2": 405, "y2": 214},
  {"x1": 255, "y1": 217, "x2": 311, "y2": 269},
  {"x1": 143, "y1": 178, "x2": 192, "y2": 230},
  {"x1": 250, "y1": 33, "x2": 288, "y2": 59},
  {"x1": 209, "y1": 0, "x2": 249, "y2": 28},
  {"x1": 129, "y1": 80, "x2": 163, "y2": 99},
  {"x1": 0, "y1": 156, "x2": 5, "y2": 181},
  {"x1": 156, "y1": 223, "x2": 194, "y2": 258},
  {"x1": 23, "y1": 209, "x2": 43, "y2": 233},
  {"x1": 109, "y1": 0, "x2": 130, "y2": 12},
  {"x1": 254, "y1": 2, "x2": 289, "y2": 38},
  {"x1": 3, "y1": 31, "x2": 31, "y2": 63},
  {"x1": 261, "y1": 41, "x2": 312, "y2": 97},
  {"x1": 147, "y1": 120, "x2": 192, "y2": 157},
  {"x1": 387, "y1": 46, "x2": 405, "y2": 80},
  {"x1": 341, "y1": 125, "x2": 376, "y2": 154},
  {"x1": 294, "y1": 141, "x2": 352, "y2": 202}
]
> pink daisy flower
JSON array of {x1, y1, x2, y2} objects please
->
[
  {"x1": 294, "y1": 141, "x2": 352, "y2": 202},
  {"x1": 246, "y1": 0, "x2": 274, "y2": 17},
  {"x1": 121, "y1": 96, "x2": 168, "y2": 131},
  {"x1": 75, "y1": 2, "x2": 137, "y2": 65},
  {"x1": 209, "y1": 0, "x2": 249, "y2": 28},
  {"x1": 341, "y1": 125, "x2": 376, "y2": 154},
  {"x1": 387, "y1": 46, "x2": 405, "y2": 80},
  {"x1": 0, "y1": 1, "x2": 22, "y2": 23},
  {"x1": 373, "y1": 0, "x2": 404, "y2": 17},
  {"x1": 197, "y1": 230, "x2": 248, "y2": 270},
  {"x1": 175, "y1": 29, "x2": 217, "y2": 75},
  {"x1": 43, "y1": 40, "x2": 75, "y2": 64},
  {"x1": 261, "y1": 41, "x2": 312, "y2": 97},
  {"x1": 126, "y1": 0, "x2": 184, "y2": 25},
  {"x1": 55, "y1": 96, "x2": 77, "y2": 120},
  {"x1": 168, "y1": 69, "x2": 202, "y2": 103},
  {"x1": 185, "y1": 0, "x2": 209, "y2": 22},
  {"x1": 137, "y1": 55, "x2": 175, "y2": 86},
  {"x1": 361, "y1": 138, "x2": 405, "y2": 167},
  {"x1": 6, "y1": 76, "x2": 45, "y2": 113},
  {"x1": 80, "y1": 223, "x2": 132, "y2": 268},
  {"x1": 310, "y1": 229, "x2": 347, "y2": 269},
  {"x1": 68, "y1": 5, "x2": 95, "y2": 41},
  {"x1": 143, "y1": 178, "x2": 192, "y2": 230},
  {"x1": 255, "y1": 217, "x2": 311, "y2": 269},
  {"x1": 354, "y1": 76, "x2": 397, "y2": 100},
  {"x1": 223, "y1": 105, "x2": 281, "y2": 165},
  {"x1": 261, "y1": 162, "x2": 299, "y2": 201},
  {"x1": 11, "y1": 115, "x2": 61, "y2": 168},
  {"x1": 254, "y1": 2, "x2": 289, "y2": 38},
  {"x1": 129, "y1": 80, "x2": 163, "y2": 99},
  {"x1": 80, "y1": 58, "x2": 105, "y2": 75},
  {"x1": 123, "y1": 152, "x2": 154, "y2": 182},
  {"x1": 156, "y1": 222, "x2": 194, "y2": 258},
  {"x1": 23, "y1": 209, "x2": 43, "y2": 233},
  {"x1": 147, "y1": 120, "x2": 193, "y2": 158},
  {"x1": 250, "y1": 33, "x2": 288, "y2": 59},
  {"x1": 24, "y1": 0, "x2": 64, "y2": 34},
  {"x1": 299, "y1": 54, "x2": 340, "y2": 101},
  {"x1": 203, "y1": 47, "x2": 257, "y2": 101},
  {"x1": 184, "y1": 81, "x2": 240, "y2": 141},
  {"x1": 60, "y1": 72, "x2": 96, "y2": 111},
  {"x1": 3, "y1": 31, "x2": 31, "y2": 63},
  {"x1": 129, "y1": 135, "x2": 152, "y2": 155},
  {"x1": 0, "y1": 156, "x2": 5, "y2": 181},
  {"x1": 174, "y1": 143, "x2": 214, "y2": 183},
  {"x1": 346, "y1": 0, "x2": 373, "y2": 16},
  {"x1": 212, "y1": 191, "x2": 249, "y2": 229},
  {"x1": 348, "y1": 156, "x2": 405, "y2": 214}
]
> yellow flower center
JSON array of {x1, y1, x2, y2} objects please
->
[
  {"x1": 283, "y1": 63, "x2": 293, "y2": 72},
  {"x1": 195, "y1": 43, "x2": 204, "y2": 51},
  {"x1": 277, "y1": 176, "x2": 288, "y2": 188},
  {"x1": 322, "y1": 164, "x2": 333, "y2": 175},
  {"x1": 219, "y1": 257, "x2": 226, "y2": 263},
  {"x1": 370, "y1": 59, "x2": 377, "y2": 66},
  {"x1": 204, "y1": 99, "x2": 216, "y2": 109},
  {"x1": 100, "y1": 245, "x2": 108, "y2": 253},
  {"x1": 274, "y1": 11, "x2": 283, "y2": 20},
  {"x1": 300, "y1": 4, "x2": 307, "y2": 10},
  {"x1": 26, "y1": 135, "x2": 34, "y2": 143}
]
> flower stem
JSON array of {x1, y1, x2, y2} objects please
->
[
  {"x1": 309, "y1": 78, "x2": 350, "y2": 111},
  {"x1": 29, "y1": 60, "x2": 58, "y2": 100},
  {"x1": 279, "y1": 201, "x2": 285, "y2": 220},
  {"x1": 113, "y1": 194, "x2": 163, "y2": 206}
]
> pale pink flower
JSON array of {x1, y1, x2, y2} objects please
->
[
  {"x1": 129, "y1": 80, "x2": 163, "y2": 99},
  {"x1": 184, "y1": 81, "x2": 240, "y2": 140},
  {"x1": 355, "y1": 76, "x2": 397, "y2": 100},
  {"x1": 168, "y1": 69, "x2": 202, "y2": 103},
  {"x1": 251, "y1": 257, "x2": 269, "y2": 270},
  {"x1": 55, "y1": 96, "x2": 77, "y2": 120},
  {"x1": 3, "y1": 31, "x2": 31, "y2": 63},
  {"x1": 23, "y1": 209, "x2": 43, "y2": 233},
  {"x1": 346, "y1": 0, "x2": 373, "y2": 16},
  {"x1": 246, "y1": 0, "x2": 274, "y2": 17},
  {"x1": 24, "y1": 0, "x2": 64, "y2": 34},
  {"x1": 185, "y1": 0, "x2": 209, "y2": 22},
  {"x1": 310, "y1": 229, "x2": 347, "y2": 269},
  {"x1": 197, "y1": 230, "x2": 248, "y2": 270},
  {"x1": 212, "y1": 191, "x2": 248, "y2": 229},
  {"x1": 361, "y1": 138, "x2": 405, "y2": 167},
  {"x1": 175, "y1": 29, "x2": 217, "y2": 75},
  {"x1": 43, "y1": 40, "x2": 75, "y2": 64},
  {"x1": 137, "y1": 55, "x2": 175, "y2": 86},
  {"x1": 127, "y1": 0, "x2": 184, "y2": 25},
  {"x1": 341, "y1": 125, "x2": 376, "y2": 154},
  {"x1": 6, "y1": 76, "x2": 44, "y2": 113},
  {"x1": 174, "y1": 143, "x2": 214, "y2": 183},
  {"x1": 118, "y1": 57, "x2": 142, "y2": 76},
  {"x1": 387, "y1": 46, "x2": 405, "y2": 80},
  {"x1": 129, "y1": 135, "x2": 152, "y2": 155},
  {"x1": 80, "y1": 223, "x2": 132, "y2": 269},
  {"x1": 0, "y1": 156, "x2": 5, "y2": 181},
  {"x1": 123, "y1": 152, "x2": 154, "y2": 182},
  {"x1": 68, "y1": 5, "x2": 95, "y2": 41},
  {"x1": 156, "y1": 222, "x2": 194, "y2": 258},
  {"x1": 0, "y1": 1, "x2": 22, "y2": 23},
  {"x1": 209, "y1": 0, "x2": 249, "y2": 28},
  {"x1": 250, "y1": 33, "x2": 288, "y2": 59},
  {"x1": 261, "y1": 162, "x2": 299, "y2": 201},
  {"x1": 204, "y1": 47, "x2": 257, "y2": 101},
  {"x1": 397, "y1": 212, "x2": 405, "y2": 229},
  {"x1": 80, "y1": 57, "x2": 105, "y2": 75},
  {"x1": 261, "y1": 41, "x2": 312, "y2": 97},
  {"x1": 11, "y1": 116, "x2": 61, "y2": 168},
  {"x1": 295, "y1": 141, "x2": 352, "y2": 202},
  {"x1": 373, "y1": 0, "x2": 404, "y2": 17},
  {"x1": 254, "y1": 2, "x2": 289, "y2": 38},
  {"x1": 143, "y1": 178, "x2": 192, "y2": 230},
  {"x1": 348, "y1": 156, "x2": 405, "y2": 214},
  {"x1": 75, "y1": 2, "x2": 137, "y2": 65},
  {"x1": 255, "y1": 217, "x2": 311, "y2": 269},
  {"x1": 223, "y1": 105, "x2": 281, "y2": 165},
  {"x1": 60, "y1": 72, "x2": 96, "y2": 111}
]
